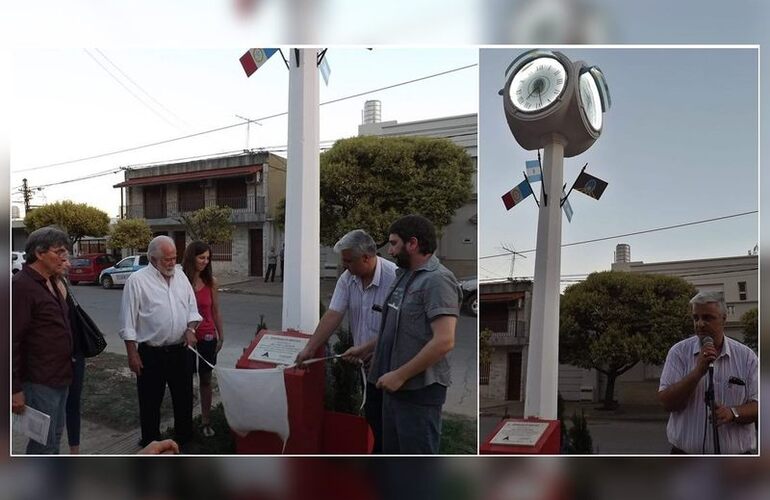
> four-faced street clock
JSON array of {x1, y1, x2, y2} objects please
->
[{"x1": 502, "y1": 50, "x2": 611, "y2": 157}]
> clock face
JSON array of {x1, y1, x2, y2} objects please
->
[
  {"x1": 579, "y1": 71, "x2": 602, "y2": 131},
  {"x1": 509, "y1": 56, "x2": 567, "y2": 113}
]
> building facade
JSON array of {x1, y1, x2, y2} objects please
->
[
  {"x1": 113, "y1": 151, "x2": 286, "y2": 280},
  {"x1": 479, "y1": 279, "x2": 532, "y2": 402}
]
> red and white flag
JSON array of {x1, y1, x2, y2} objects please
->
[{"x1": 240, "y1": 48, "x2": 278, "y2": 77}]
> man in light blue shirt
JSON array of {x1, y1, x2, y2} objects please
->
[{"x1": 296, "y1": 229, "x2": 396, "y2": 453}]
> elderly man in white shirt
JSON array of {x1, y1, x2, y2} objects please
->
[
  {"x1": 295, "y1": 229, "x2": 396, "y2": 453},
  {"x1": 658, "y1": 291, "x2": 758, "y2": 454},
  {"x1": 119, "y1": 235, "x2": 202, "y2": 448}
]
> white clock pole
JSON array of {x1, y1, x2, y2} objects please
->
[
  {"x1": 524, "y1": 134, "x2": 566, "y2": 420},
  {"x1": 282, "y1": 48, "x2": 320, "y2": 333}
]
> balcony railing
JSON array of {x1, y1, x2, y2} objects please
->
[
  {"x1": 482, "y1": 319, "x2": 529, "y2": 346},
  {"x1": 123, "y1": 196, "x2": 266, "y2": 222}
]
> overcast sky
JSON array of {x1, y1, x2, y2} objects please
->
[
  {"x1": 10, "y1": 48, "x2": 478, "y2": 218},
  {"x1": 479, "y1": 48, "x2": 758, "y2": 282}
]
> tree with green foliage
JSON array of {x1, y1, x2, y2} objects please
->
[
  {"x1": 177, "y1": 206, "x2": 234, "y2": 244},
  {"x1": 24, "y1": 201, "x2": 110, "y2": 248},
  {"x1": 740, "y1": 307, "x2": 758, "y2": 352},
  {"x1": 278, "y1": 136, "x2": 473, "y2": 246},
  {"x1": 109, "y1": 218, "x2": 153, "y2": 253},
  {"x1": 560, "y1": 271, "x2": 696, "y2": 409}
]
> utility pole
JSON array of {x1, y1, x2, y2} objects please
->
[{"x1": 21, "y1": 178, "x2": 32, "y2": 212}]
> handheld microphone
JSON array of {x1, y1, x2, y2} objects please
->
[{"x1": 700, "y1": 335, "x2": 714, "y2": 368}]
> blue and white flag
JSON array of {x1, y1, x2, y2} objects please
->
[
  {"x1": 525, "y1": 159, "x2": 541, "y2": 183},
  {"x1": 562, "y1": 189, "x2": 573, "y2": 223},
  {"x1": 319, "y1": 55, "x2": 331, "y2": 85}
]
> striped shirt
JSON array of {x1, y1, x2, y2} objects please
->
[
  {"x1": 328, "y1": 256, "x2": 397, "y2": 347},
  {"x1": 659, "y1": 335, "x2": 758, "y2": 454}
]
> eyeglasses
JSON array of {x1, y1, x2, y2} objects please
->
[{"x1": 47, "y1": 248, "x2": 69, "y2": 258}]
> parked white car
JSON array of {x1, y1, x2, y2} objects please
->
[
  {"x1": 12, "y1": 251, "x2": 25, "y2": 274},
  {"x1": 99, "y1": 254, "x2": 149, "y2": 289}
]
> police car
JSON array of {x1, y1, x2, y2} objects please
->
[{"x1": 99, "y1": 254, "x2": 149, "y2": 289}]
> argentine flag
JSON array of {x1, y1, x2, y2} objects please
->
[{"x1": 525, "y1": 159, "x2": 542, "y2": 183}]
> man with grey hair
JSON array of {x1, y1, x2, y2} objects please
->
[
  {"x1": 119, "y1": 235, "x2": 202, "y2": 449},
  {"x1": 12, "y1": 226, "x2": 72, "y2": 453},
  {"x1": 295, "y1": 229, "x2": 396, "y2": 453},
  {"x1": 658, "y1": 291, "x2": 758, "y2": 454}
]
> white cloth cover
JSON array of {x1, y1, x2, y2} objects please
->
[{"x1": 214, "y1": 366, "x2": 290, "y2": 447}]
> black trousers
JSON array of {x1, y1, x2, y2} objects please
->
[
  {"x1": 265, "y1": 263, "x2": 277, "y2": 282},
  {"x1": 137, "y1": 343, "x2": 193, "y2": 446}
]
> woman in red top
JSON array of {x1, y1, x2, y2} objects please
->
[{"x1": 183, "y1": 241, "x2": 224, "y2": 438}]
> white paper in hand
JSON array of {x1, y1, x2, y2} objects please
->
[
  {"x1": 12, "y1": 405, "x2": 51, "y2": 445},
  {"x1": 214, "y1": 366, "x2": 289, "y2": 447}
]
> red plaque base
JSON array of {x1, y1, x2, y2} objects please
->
[{"x1": 480, "y1": 418, "x2": 561, "y2": 455}]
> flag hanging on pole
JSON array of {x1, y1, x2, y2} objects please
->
[
  {"x1": 240, "y1": 48, "x2": 278, "y2": 77},
  {"x1": 319, "y1": 55, "x2": 331, "y2": 85},
  {"x1": 562, "y1": 189, "x2": 574, "y2": 222},
  {"x1": 502, "y1": 180, "x2": 533, "y2": 210},
  {"x1": 525, "y1": 159, "x2": 542, "y2": 183},
  {"x1": 572, "y1": 171, "x2": 609, "y2": 200}
]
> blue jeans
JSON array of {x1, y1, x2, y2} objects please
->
[
  {"x1": 382, "y1": 392, "x2": 442, "y2": 454},
  {"x1": 22, "y1": 382, "x2": 69, "y2": 454}
]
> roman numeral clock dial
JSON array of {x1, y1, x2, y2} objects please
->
[{"x1": 509, "y1": 57, "x2": 567, "y2": 113}]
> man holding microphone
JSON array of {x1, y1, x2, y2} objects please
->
[{"x1": 658, "y1": 291, "x2": 757, "y2": 454}]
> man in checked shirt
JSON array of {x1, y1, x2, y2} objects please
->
[{"x1": 296, "y1": 229, "x2": 396, "y2": 453}]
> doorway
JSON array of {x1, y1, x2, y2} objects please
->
[
  {"x1": 507, "y1": 351, "x2": 522, "y2": 401},
  {"x1": 249, "y1": 228, "x2": 263, "y2": 276}
]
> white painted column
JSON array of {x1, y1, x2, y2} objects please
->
[
  {"x1": 282, "y1": 48, "x2": 320, "y2": 333},
  {"x1": 524, "y1": 135, "x2": 566, "y2": 420}
]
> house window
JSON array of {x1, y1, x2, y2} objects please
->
[
  {"x1": 210, "y1": 241, "x2": 232, "y2": 262},
  {"x1": 738, "y1": 281, "x2": 747, "y2": 301},
  {"x1": 78, "y1": 239, "x2": 107, "y2": 255},
  {"x1": 727, "y1": 305, "x2": 735, "y2": 317},
  {"x1": 216, "y1": 177, "x2": 248, "y2": 210},
  {"x1": 144, "y1": 185, "x2": 167, "y2": 218},
  {"x1": 178, "y1": 182, "x2": 205, "y2": 213},
  {"x1": 480, "y1": 360, "x2": 490, "y2": 385}
]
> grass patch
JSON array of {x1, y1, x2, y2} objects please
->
[
  {"x1": 440, "y1": 414, "x2": 477, "y2": 454},
  {"x1": 81, "y1": 351, "x2": 205, "y2": 432}
]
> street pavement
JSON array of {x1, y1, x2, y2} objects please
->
[{"x1": 69, "y1": 277, "x2": 478, "y2": 418}]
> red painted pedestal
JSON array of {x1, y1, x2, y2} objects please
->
[
  {"x1": 480, "y1": 418, "x2": 561, "y2": 455},
  {"x1": 233, "y1": 329, "x2": 373, "y2": 454}
]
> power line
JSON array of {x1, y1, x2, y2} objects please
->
[
  {"x1": 30, "y1": 168, "x2": 124, "y2": 189},
  {"x1": 95, "y1": 48, "x2": 189, "y2": 128},
  {"x1": 479, "y1": 210, "x2": 758, "y2": 260},
  {"x1": 12, "y1": 63, "x2": 478, "y2": 174},
  {"x1": 83, "y1": 49, "x2": 180, "y2": 130},
  {"x1": 94, "y1": 49, "x2": 187, "y2": 125}
]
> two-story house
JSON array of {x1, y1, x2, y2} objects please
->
[
  {"x1": 479, "y1": 279, "x2": 533, "y2": 402},
  {"x1": 113, "y1": 151, "x2": 286, "y2": 280}
]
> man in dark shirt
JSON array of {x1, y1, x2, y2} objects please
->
[
  {"x1": 366, "y1": 215, "x2": 461, "y2": 454},
  {"x1": 12, "y1": 226, "x2": 73, "y2": 454}
]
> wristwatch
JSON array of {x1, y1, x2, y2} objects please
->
[{"x1": 730, "y1": 407, "x2": 739, "y2": 422}]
